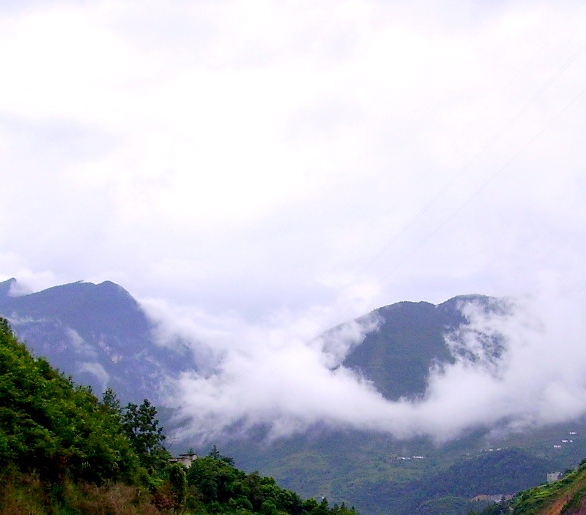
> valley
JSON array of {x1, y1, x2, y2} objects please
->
[{"x1": 1, "y1": 277, "x2": 584, "y2": 515}]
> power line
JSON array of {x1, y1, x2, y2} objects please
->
[
  {"x1": 379, "y1": 81, "x2": 586, "y2": 283},
  {"x1": 348, "y1": 34, "x2": 586, "y2": 285}
]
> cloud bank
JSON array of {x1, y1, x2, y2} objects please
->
[
  {"x1": 144, "y1": 284, "x2": 586, "y2": 443},
  {"x1": 1, "y1": 0, "x2": 586, "y2": 319},
  {"x1": 1, "y1": 1, "x2": 586, "y2": 444}
]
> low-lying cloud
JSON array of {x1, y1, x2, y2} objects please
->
[{"x1": 144, "y1": 284, "x2": 586, "y2": 444}]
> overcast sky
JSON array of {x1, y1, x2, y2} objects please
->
[{"x1": 2, "y1": 0, "x2": 586, "y2": 441}]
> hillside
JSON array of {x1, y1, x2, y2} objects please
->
[
  {"x1": 0, "y1": 316, "x2": 357, "y2": 515},
  {"x1": 510, "y1": 459, "x2": 586, "y2": 515},
  {"x1": 0, "y1": 278, "x2": 191, "y2": 403},
  {"x1": 469, "y1": 458, "x2": 586, "y2": 515},
  {"x1": 218, "y1": 424, "x2": 586, "y2": 515},
  {"x1": 4, "y1": 278, "x2": 586, "y2": 515},
  {"x1": 340, "y1": 295, "x2": 501, "y2": 400}
]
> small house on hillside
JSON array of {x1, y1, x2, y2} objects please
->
[
  {"x1": 471, "y1": 494, "x2": 513, "y2": 503},
  {"x1": 547, "y1": 472, "x2": 562, "y2": 483},
  {"x1": 169, "y1": 452, "x2": 198, "y2": 467}
]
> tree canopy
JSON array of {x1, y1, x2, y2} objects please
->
[{"x1": 0, "y1": 316, "x2": 359, "y2": 515}]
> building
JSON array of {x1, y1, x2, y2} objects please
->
[
  {"x1": 169, "y1": 452, "x2": 198, "y2": 467},
  {"x1": 471, "y1": 494, "x2": 513, "y2": 503},
  {"x1": 547, "y1": 472, "x2": 562, "y2": 483}
]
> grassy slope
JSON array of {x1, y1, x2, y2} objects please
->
[{"x1": 511, "y1": 460, "x2": 586, "y2": 515}]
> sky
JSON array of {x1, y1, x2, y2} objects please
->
[{"x1": 2, "y1": 0, "x2": 586, "y2": 442}]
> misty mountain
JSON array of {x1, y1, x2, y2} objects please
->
[
  {"x1": 211, "y1": 296, "x2": 586, "y2": 515},
  {"x1": 342, "y1": 297, "x2": 469, "y2": 399},
  {"x1": 0, "y1": 278, "x2": 501, "y2": 408},
  {"x1": 0, "y1": 278, "x2": 191, "y2": 403},
  {"x1": 0, "y1": 278, "x2": 15, "y2": 299},
  {"x1": 323, "y1": 294, "x2": 502, "y2": 400},
  {"x1": 3, "y1": 278, "x2": 584, "y2": 515}
]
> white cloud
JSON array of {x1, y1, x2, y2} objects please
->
[
  {"x1": 2, "y1": 0, "x2": 586, "y2": 442},
  {"x1": 148, "y1": 287, "x2": 586, "y2": 444},
  {"x1": 65, "y1": 327, "x2": 100, "y2": 360}
]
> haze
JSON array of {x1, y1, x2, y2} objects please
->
[{"x1": 1, "y1": 0, "x2": 586, "y2": 441}]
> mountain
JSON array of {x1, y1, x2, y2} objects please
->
[
  {"x1": 0, "y1": 278, "x2": 191, "y2": 403},
  {"x1": 0, "y1": 278, "x2": 499, "y2": 408},
  {"x1": 340, "y1": 295, "x2": 502, "y2": 400},
  {"x1": 3, "y1": 278, "x2": 585, "y2": 515},
  {"x1": 214, "y1": 296, "x2": 586, "y2": 515},
  {"x1": 0, "y1": 319, "x2": 355, "y2": 515},
  {"x1": 0, "y1": 277, "x2": 16, "y2": 299}
]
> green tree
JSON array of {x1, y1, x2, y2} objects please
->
[
  {"x1": 101, "y1": 387, "x2": 122, "y2": 414},
  {"x1": 122, "y1": 398, "x2": 169, "y2": 472},
  {"x1": 169, "y1": 462, "x2": 188, "y2": 513},
  {"x1": 0, "y1": 317, "x2": 139, "y2": 485},
  {"x1": 187, "y1": 454, "x2": 246, "y2": 505},
  {"x1": 208, "y1": 444, "x2": 235, "y2": 465}
]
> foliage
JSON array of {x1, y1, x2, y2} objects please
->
[
  {"x1": 0, "y1": 316, "x2": 360, "y2": 515},
  {"x1": 0, "y1": 318, "x2": 138, "y2": 485},
  {"x1": 169, "y1": 463, "x2": 188, "y2": 512},
  {"x1": 183, "y1": 446, "x2": 358, "y2": 515},
  {"x1": 507, "y1": 459, "x2": 586, "y2": 515},
  {"x1": 122, "y1": 398, "x2": 170, "y2": 472}
]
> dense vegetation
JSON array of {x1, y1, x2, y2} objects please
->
[
  {"x1": 509, "y1": 458, "x2": 586, "y2": 515},
  {"x1": 7, "y1": 280, "x2": 586, "y2": 515},
  {"x1": 468, "y1": 459, "x2": 586, "y2": 515},
  {"x1": 218, "y1": 424, "x2": 561, "y2": 515},
  {"x1": 0, "y1": 317, "x2": 357, "y2": 515}
]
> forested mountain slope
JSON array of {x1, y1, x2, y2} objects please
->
[
  {"x1": 341, "y1": 295, "x2": 501, "y2": 399},
  {"x1": 0, "y1": 316, "x2": 357, "y2": 515},
  {"x1": 4, "y1": 278, "x2": 585, "y2": 515}
]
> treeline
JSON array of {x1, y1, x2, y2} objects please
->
[{"x1": 0, "y1": 317, "x2": 357, "y2": 515}]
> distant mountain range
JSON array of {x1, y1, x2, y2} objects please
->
[
  {"x1": 0, "y1": 277, "x2": 498, "y2": 405},
  {"x1": 2, "y1": 278, "x2": 585, "y2": 515}
]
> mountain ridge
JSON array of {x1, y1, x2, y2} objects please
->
[
  {"x1": 340, "y1": 294, "x2": 499, "y2": 400},
  {"x1": 0, "y1": 278, "x2": 500, "y2": 405},
  {"x1": 0, "y1": 278, "x2": 192, "y2": 404},
  {"x1": 2, "y1": 277, "x2": 583, "y2": 515}
]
